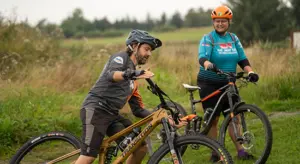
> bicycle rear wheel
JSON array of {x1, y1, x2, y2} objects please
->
[
  {"x1": 148, "y1": 135, "x2": 233, "y2": 164},
  {"x1": 219, "y1": 104, "x2": 272, "y2": 164},
  {"x1": 10, "y1": 131, "x2": 81, "y2": 164}
]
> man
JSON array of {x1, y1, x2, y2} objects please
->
[{"x1": 75, "y1": 29, "x2": 162, "y2": 164}]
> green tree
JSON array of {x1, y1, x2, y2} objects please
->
[
  {"x1": 170, "y1": 11, "x2": 183, "y2": 28},
  {"x1": 227, "y1": 0, "x2": 292, "y2": 45},
  {"x1": 60, "y1": 8, "x2": 92, "y2": 38},
  {"x1": 291, "y1": 0, "x2": 300, "y2": 28},
  {"x1": 159, "y1": 12, "x2": 167, "y2": 26},
  {"x1": 94, "y1": 17, "x2": 111, "y2": 31},
  {"x1": 145, "y1": 13, "x2": 155, "y2": 30},
  {"x1": 184, "y1": 9, "x2": 201, "y2": 27},
  {"x1": 184, "y1": 8, "x2": 212, "y2": 27}
]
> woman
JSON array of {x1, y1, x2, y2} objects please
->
[{"x1": 197, "y1": 5, "x2": 259, "y2": 161}]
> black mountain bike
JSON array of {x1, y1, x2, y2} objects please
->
[{"x1": 181, "y1": 69, "x2": 272, "y2": 164}]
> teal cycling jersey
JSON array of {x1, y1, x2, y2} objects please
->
[{"x1": 198, "y1": 30, "x2": 247, "y2": 83}]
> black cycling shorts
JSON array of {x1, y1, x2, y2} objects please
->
[
  {"x1": 198, "y1": 82, "x2": 238, "y2": 117},
  {"x1": 80, "y1": 107, "x2": 132, "y2": 157}
]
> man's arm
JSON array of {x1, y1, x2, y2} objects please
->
[
  {"x1": 112, "y1": 71, "x2": 126, "y2": 82},
  {"x1": 128, "y1": 88, "x2": 151, "y2": 118},
  {"x1": 106, "y1": 55, "x2": 144, "y2": 82},
  {"x1": 198, "y1": 35, "x2": 213, "y2": 69}
]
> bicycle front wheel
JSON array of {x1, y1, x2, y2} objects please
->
[
  {"x1": 148, "y1": 135, "x2": 233, "y2": 164},
  {"x1": 219, "y1": 104, "x2": 272, "y2": 164},
  {"x1": 10, "y1": 131, "x2": 81, "y2": 164}
]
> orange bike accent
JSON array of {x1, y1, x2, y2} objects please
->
[
  {"x1": 181, "y1": 114, "x2": 197, "y2": 122},
  {"x1": 201, "y1": 90, "x2": 222, "y2": 102}
]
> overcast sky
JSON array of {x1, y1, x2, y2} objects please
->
[{"x1": 0, "y1": 0, "x2": 226, "y2": 25}]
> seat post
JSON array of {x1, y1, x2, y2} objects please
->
[{"x1": 189, "y1": 91, "x2": 196, "y2": 114}]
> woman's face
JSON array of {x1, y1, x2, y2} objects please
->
[{"x1": 213, "y1": 18, "x2": 229, "y2": 33}]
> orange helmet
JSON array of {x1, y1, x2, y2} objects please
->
[{"x1": 211, "y1": 6, "x2": 233, "y2": 20}]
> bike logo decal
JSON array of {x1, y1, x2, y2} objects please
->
[{"x1": 121, "y1": 123, "x2": 153, "y2": 157}]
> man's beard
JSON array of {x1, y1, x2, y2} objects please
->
[{"x1": 136, "y1": 53, "x2": 149, "y2": 65}]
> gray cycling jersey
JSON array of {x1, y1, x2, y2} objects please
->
[{"x1": 81, "y1": 51, "x2": 136, "y2": 114}]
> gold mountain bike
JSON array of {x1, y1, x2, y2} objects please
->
[{"x1": 10, "y1": 78, "x2": 233, "y2": 164}]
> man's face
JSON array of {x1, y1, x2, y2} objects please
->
[
  {"x1": 213, "y1": 18, "x2": 229, "y2": 33},
  {"x1": 134, "y1": 44, "x2": 152, "y2": 65}
]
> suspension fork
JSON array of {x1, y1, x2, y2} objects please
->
[
  {"x1": 162, "y1": 118, "x2": 182, "y2": 164},
  {"x1": 240, "y1": 112, "x2": 247, "y2": 132}
]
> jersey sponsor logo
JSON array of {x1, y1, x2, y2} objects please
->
[
  {"x1": 217, "y1": 46, "x2": 237, "y2": 55},
  {"x1": 113, "y1": 56, "x2": 123, "y2": 64},
  {"x1": 219, "y1": 43, "x2": 232, "y2": 49}
]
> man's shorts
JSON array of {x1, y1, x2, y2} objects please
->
[{"x1": 80, "y1": 107, "x2": 132, "y2": 157}]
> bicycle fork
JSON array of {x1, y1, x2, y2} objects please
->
[
  {"x1": 161, "y1": 118, "x2": 183, "y2": 164},
  {"x1": 230, "y1": 112, "x2": 247, "y2": 144},
  {"x1": 227, "y1": 94, "x2": 247, "y2": 143}
]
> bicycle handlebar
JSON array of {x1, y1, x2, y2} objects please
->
[
  {"x1": 214, "y1": 69, "x2": 251, "y2": 82},
  {"x1": 145, "y1": 78, "x2": 181, "y2": 124}
]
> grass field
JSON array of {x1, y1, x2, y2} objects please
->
[{"x1": 1, "y1": 24, "x2": 300, "y2": 163}]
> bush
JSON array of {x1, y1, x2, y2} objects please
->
[{"x1": 0, "y1": 18, "x2": 61, "y2": 80}]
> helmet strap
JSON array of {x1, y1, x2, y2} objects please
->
[{"x1": 128, "y1": 44, "x2": 134, "y2": 51}]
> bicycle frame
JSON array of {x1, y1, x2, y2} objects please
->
[
  {"x1": 186, "y1": 71, "x2": 249, "y2": 136},
  {"x1": 193, "y1": 82, "x2": 241, "y2": 124},
  {"x1": 46, "y1": 108, "x2": 176, "y2": 164},
  {"x1": 46, "y1": 78, "x2": 191, "y2": 164}
]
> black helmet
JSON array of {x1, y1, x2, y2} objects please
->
[{"x1": 126, "y1": 29, "x2": 162, "y2": 50}]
